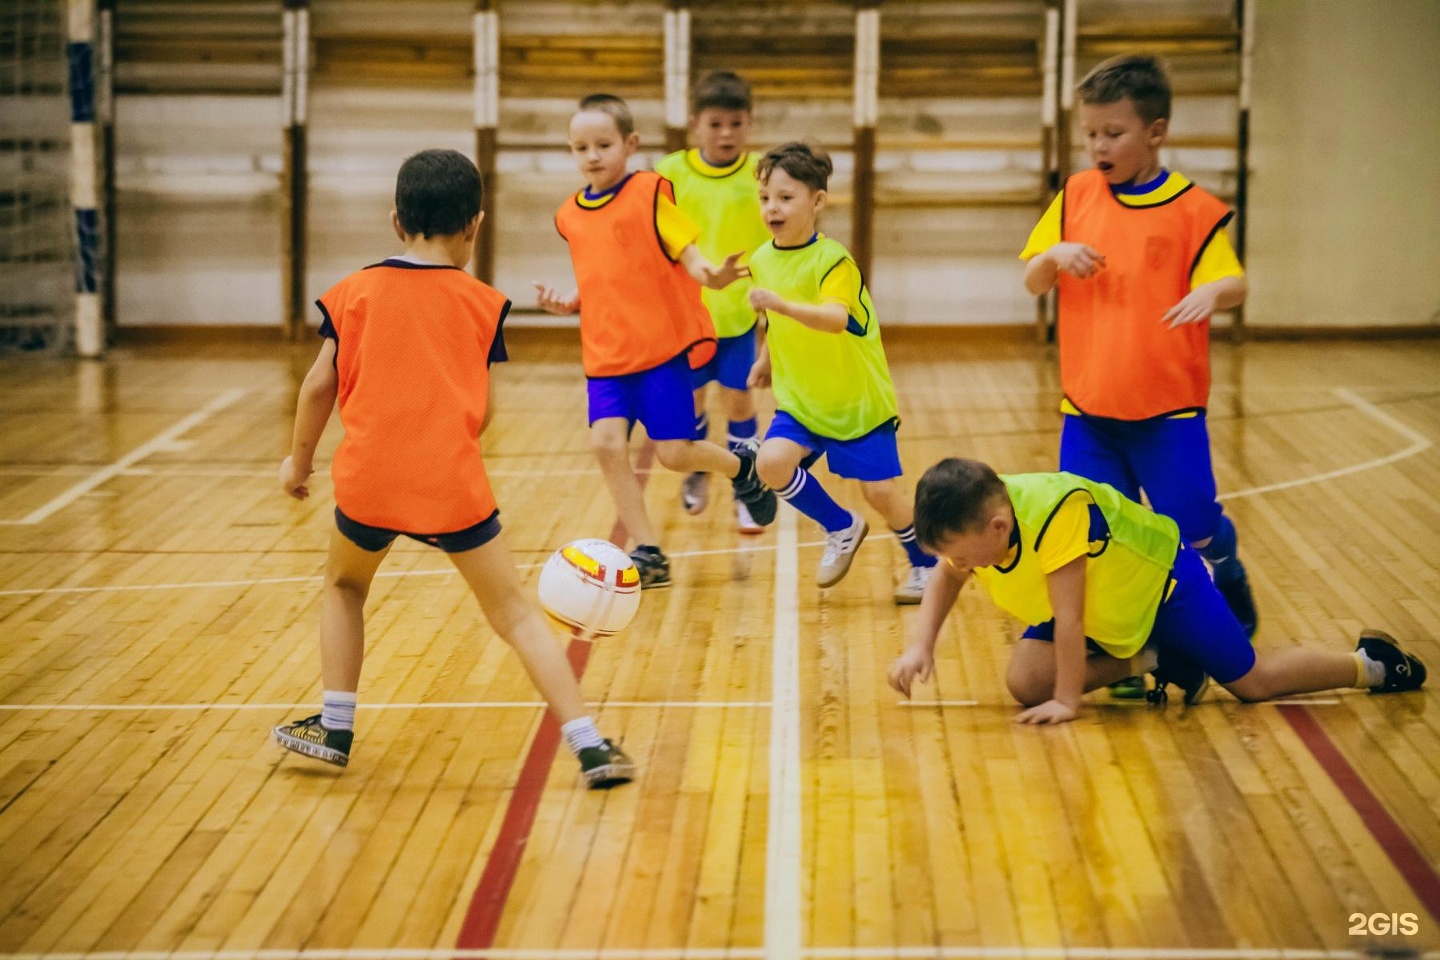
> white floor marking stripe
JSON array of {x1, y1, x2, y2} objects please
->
[
  {"x1": 0, "y1": 388, "x2": 247, "y2": 525},
  {"x1": 765, "y1": 507, "x2": 803, "y2": 960},
  {"x1": 1220, "y1": 387, "x2": 1431, "y2": 501},
  {"x1": 0, "y1": 944, "x2": 1427, "y2": 959},
  {"x1": 0, "y1": 701, "x2": 772, "y2": 713},
  {"x1": 0, "y1": 536, "x2": 894, "y2": 599}
]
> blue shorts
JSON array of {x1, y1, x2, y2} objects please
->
[
  {"x1": 336, "y1": 506, "x2": 502, "y2": 554},
  {"x1": 690, "y1": 329, "x2": 757, "y2": 392},
  {"x1": 1022, "y1": 543, "x2": 1256, "y2": 684},
  {"x1": 764, "y1": 410, "x2": 903, "y2": 482},
  {"x1": 1059, "y1": 412, "x2": 1222, "y2": 543},
  {"x1": 587, "y1": 352, "x2": 695, "y2": 441}
]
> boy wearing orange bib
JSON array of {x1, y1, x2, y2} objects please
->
[
  {"x1": 536, "y1": 94, "x2": 777, "y2": 588},
  {"x1": 273, "y1": 150, "x2": 633, "y2": 787},
  {"x1": 1021, "y1": 55, "x2": 1255, "y2": 696}
]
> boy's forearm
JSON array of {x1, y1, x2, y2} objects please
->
[
  {"x1": 289, "y1": 380, "x2": 335, "y2": 470},
  {"x1": 1051, "y1": 619, "x2": 1087, "y2": 707},
  {"x1": 1204, "y1": 275, "x2": 1247, "y2": 311},
  {"x1": 777, "y1": 299, "x2": 847, "y2": 334},
  {"x1": 1024, "y1": 251, "x2": 1058, "y2": 296},
  {"x1": 909, "y1": 563, "x2": 964, "y2": 654}
]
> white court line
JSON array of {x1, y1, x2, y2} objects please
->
[
  {"x1": 0, "y1": 388, "x2": 246, "y2": 525},
  {"x1": 766, "y1": 508, "x2": 803, "y2": 960},
  {"x1": 898, "y1": 700, "x2": 980, "y2": 707},
  {"x1": 0, "y1": 945, "x2": 1431, "y2": 960},
  {"x1": 0, "y1": 466, "x2": 614, "y2": 480},
  {"x1": 1219, "y1": 387, "x2": 1432, "y2": 501},
  {"x1": 0, "y1": 535, "x2": 866, "y2": 599},
  {"x1": 0, "y1": 700, "x2": 772, "y2": 712}
]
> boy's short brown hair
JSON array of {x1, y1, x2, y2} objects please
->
[
  {"x1": 756, "y1": 141, "x2": 832, "y2": 192},
  {"x1": 576, "y1": 92, "x2": 634, "y2": 137},
  {"x1": 395, "y1": 149, "x2": 482, "y2": 239},
  {"x1": 1076, "y1": 54, "x2": 1172, "y2": 124},
  {"x1": 693, "y1": 70, "x2": 752, "y2": 113},
  {"x1": 913, "y1": 458, "x2": 1009, "y2": 549}
]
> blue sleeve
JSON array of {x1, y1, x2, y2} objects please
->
[
  {"x1": 488, "y1": 300, "x2": 511, "y2": 366},
  {"x1": 316, "y1": 300, "x2": 337, "y2": 341}
]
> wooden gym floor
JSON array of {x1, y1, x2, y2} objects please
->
[{"x1": 1, "y1": 333, "x2": 1438, "y2": 959}]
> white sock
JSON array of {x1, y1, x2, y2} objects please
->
[
  {"x1": 1353, "y1": 651, "x2": 1386, "y2": 689},
  {"x1": 561, "y1": 716, "x2": 605, "y2": 754},
  {"x1": 321, "y1": 690, "x2": 358, "y2": 731},
  {"x1": 1131, "y1": 646, "x2": 1160, "y2": 677}
]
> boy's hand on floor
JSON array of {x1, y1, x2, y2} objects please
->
[
  {"x1": 887, "y1": 645, "x2": 935, "y2": 698},
  {"x1": 1015, "y1": 698, "x2": 1078, "y2": 725}
]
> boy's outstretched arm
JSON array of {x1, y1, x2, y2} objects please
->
[
  {"x1": 747, "y1": 286, "x2": 847, "y2": 334},
  {"x1": 1016, "y1": 555, "x2": 1087, "y2": 725},
  {"x1": 1023, "y1": 243, "x2": 1107, "y2": 296},
  {"x1": 533, "y1": 282, "x2": 580, "y2": 315},
  {"x1": 679, "y1": 245, "x2": 749, "y2": 290},
  {"x1": 888, "y1": 560, "x2": 967, "y2": 697},
  {"x1": 1162, "y1": 274, "x2": 1247, "y2": 328},
  {"x1": 279, "y1": 337, "x2": 339, "y2": 500}
]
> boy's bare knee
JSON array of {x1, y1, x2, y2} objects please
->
[
  {"x1": 325, "y1": 571, "x2": 371, "y2": 599},
  {"x1": 590, "y1": 430, "x2": 628, "y2": 461},
  {"x1": 756, "y1": 446, "x2": 792, "y2": 490},
  {"x1": 1006, "y1": 669, "x2": 1049, "y2": 707},
  {"x1": 653, "y1": 440, "x2": 691, "y2": 472}
]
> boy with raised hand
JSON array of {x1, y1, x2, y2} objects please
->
[
  {"x1": 535, "y1": 94, "x2": 778, "y2": 588},
  {"x1": 1020, "y1": 54, "x2": 1255, "y2": 698}
]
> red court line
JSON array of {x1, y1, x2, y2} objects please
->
[
  {"x1": 1278, "y1": 704, "x2": 1440, "y2": 921},
  {"x1": 455, "y1": 637, "x2": 592, "y2": 949}
]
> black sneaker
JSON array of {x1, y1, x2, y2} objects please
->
[
  {"x1": 273, "y1": 714, "x2": 353, "y2": 767},
  {"x1": 1357, "y1": 629, "x2": 1427, "y2": 693},
  {"x1": 730, "y1": 452, "x2": 777, "y2": 527},
  {"x1": 577, "y1": 738, "x2": 636, "y2": 788},
  {"x1": 629, "y1": 545, "x2": 672, "y2": 589},
  {"x1": 1215, "y1": 561, "x2": 1258, "y2": 640},
  {"x1": 1147, "y1": 650, "x2": 1210, "y2": 706}
]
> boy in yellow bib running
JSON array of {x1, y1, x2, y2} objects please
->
[
  {"x1": 747, "y1": 142, "x2": 937, "y2": 604},
  {"x1": 656, "y1": 71, "x2": 771, "y2": 533}
]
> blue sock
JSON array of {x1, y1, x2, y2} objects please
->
[
  {"x1": 778, "y1": 468, "x2": 851, "y2": 532},
  {"x1": 894, "y1": 525, "x2": 937, "y2": 568},
  {"x1": 727, "y1": 417, "x2": 758, "y2": 452},
  {"x1": 692, "y1": 411, "x2": 710, "y2": 443},
  {"x1": 1198, "y1": 514, "x2": 1243, "y2": 585}
]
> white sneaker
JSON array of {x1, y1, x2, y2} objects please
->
[
  {"x1": 893, "y1": 564, "x2": 935, "y2": 605},
  {"x1": 816, "y1": 511, "x2": 869, "y2": 588},
  {"x1": 736, "y1": 499, "x2": 764, "y2": 535}
]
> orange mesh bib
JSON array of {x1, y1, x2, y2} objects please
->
[
  {"x1": 555, "y1": 171, "x2": 717, "y2": 377},
  {"x1": 1057, "y1": 169, "x2": 1232, "y2": 420},
  {"x1": 323, "y1": 264, "x2": 506, "y2": 532}
]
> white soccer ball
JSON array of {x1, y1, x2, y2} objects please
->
[{"x1": 537, "y1": 538, "x2": 642, "y2": 638}]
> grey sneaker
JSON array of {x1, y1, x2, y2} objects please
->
[
  {"x1": 816, "y1": 510, "x2": 869, "y2": 588},
  {"x1": 893, "y1": 563, "x2": 935, "y2": 605},
  {"x1": 681, "y1": 471, "x2": 709, "y2": 515}
]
